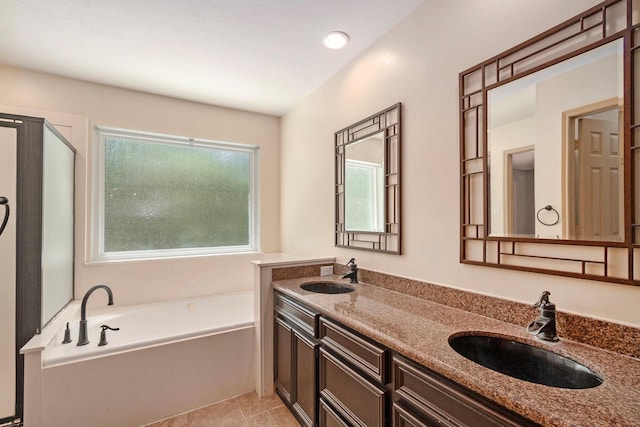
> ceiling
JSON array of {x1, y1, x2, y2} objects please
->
[{"x1": 0, "y1": 0, "x2": 425, "y2": 116}]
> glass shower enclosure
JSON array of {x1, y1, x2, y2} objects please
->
[{"x1": 0, "y1": 113, "x2": 75, "y2": 425}]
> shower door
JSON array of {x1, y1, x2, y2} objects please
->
[
  {"x1": 0, "y1": 113, "x2": 75, "y2": 425},
  {"x1": 0, "y1": 125, "x2": 17, "y2": 423}
]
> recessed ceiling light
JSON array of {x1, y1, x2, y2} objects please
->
[{"x1": 323, "y1": 31, "x2": 350, "y2": 49}]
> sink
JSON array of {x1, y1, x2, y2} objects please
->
[
  {"x1": 300, "y1": 281, "x2": 354, "y2": 294},
  {"x1": 449, "y1": 334, "x2": 602, "y2": 389}
]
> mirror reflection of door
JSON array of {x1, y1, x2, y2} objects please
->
[
  {"x1": 506, "y1": 148, "x2": 535, "y2": 236},
  {"x1": 566, "y1": 102, "x2": 623, "y2": 241}
]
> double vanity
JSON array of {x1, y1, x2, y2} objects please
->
[
  {"x1": 272, "y1": 275, "x2": 640, "y2": 427},
  {"x1": 269, "y1": 1, "x2": 640, "y2": 424}
]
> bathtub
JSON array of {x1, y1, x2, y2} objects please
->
[{"x1": 21, "y1": 291, "x2": 255, "y2": 427}]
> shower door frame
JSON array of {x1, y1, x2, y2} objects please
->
[{"x1": 0, "y1": 114, "x2": 55, "y2": 425}]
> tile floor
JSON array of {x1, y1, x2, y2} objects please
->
[{"x1": 145, "y1": 392, "x2": 300, "y2": 427}]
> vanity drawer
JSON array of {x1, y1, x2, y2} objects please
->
[
  {"x1": 319, "y1": 398, "x2": 350, "y2": 427},
  {"x1": 275, "y1": 292, "x2": 319, "y2": 337},
  {"x1": 319, "y1": 316, "x2": 387, "y2": 383},
  {"x1": 319, "y1": 347, "x2": 386, "y2": 427},
  {"x1": 393, "y1": 355, "x2": 537, "y2": 427},
  {"x1": 392, "y1": 402, "x2": 432, "y2": 427}
]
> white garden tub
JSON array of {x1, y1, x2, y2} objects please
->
[{"x1": 22, "y1": 291, "x2": 255, "y2": 427}]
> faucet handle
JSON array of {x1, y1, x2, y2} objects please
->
[
  {"x1": 533, "y1": 291, "x2": 551, "y2": 308},
  {"x1": 98, "y1": 324, "x2": 120, "y2": 347},
  {"x1": 62, "y1": 322, "x2": 72, "y2": 344}
]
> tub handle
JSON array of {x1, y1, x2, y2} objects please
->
[{"x1": 98, "y1": 325, "x2": 120, "y2": 347}]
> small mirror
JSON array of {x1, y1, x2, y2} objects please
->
[
  {"x1": 335, "y1": 103, "x2": 401, "y2": 254},
  {"x1": 488, "y1": 40, "x2": 623, "y2": 241}
]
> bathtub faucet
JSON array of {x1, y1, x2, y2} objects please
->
[{"x1": 77, "y1": 284, "x2": 114, "y2": 346}]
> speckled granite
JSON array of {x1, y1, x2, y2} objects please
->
[
  {"x1": 272, "y1": 264, "x2": 333, "y2": 281},
  {"x1": 556, "y1": 313, "x2": 640, "y2": 358},
  {"x1": 343, "y1": 267, "x2": 640, "y2": 359},
  {"x1": 273, "y1": 276, "x2": 640, "y2": 427}
]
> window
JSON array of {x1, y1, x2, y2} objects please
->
[{"x1": 92, "y1": 126, "x2": 259, "y2": 261}]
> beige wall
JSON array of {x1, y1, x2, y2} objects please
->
[
  {"x1": 281, "y1": 0, "x2": 640, "y2": 326},
  {"x1": 2, "y1": 0, "x2": 638, "y2": 325},
  {"x1": 0, "y1": 65, "x2": 281, "y2": 306}
]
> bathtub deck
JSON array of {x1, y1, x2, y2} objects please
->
[
  {"x1": 42, "y1": 291, "x2": 254, "y2": 367},
  {"x1": 145, "y1": 392, "x2": 298, "y2": 427}
]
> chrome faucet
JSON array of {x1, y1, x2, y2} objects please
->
[
  {"x1": 526, "y1": 291, "x2": 558, "y2": 342},
  {"x1": 77, "y1": 284, "x2": 114, "y2": 346},
  {"x1": 339, "y1": 258, "x2": 358, "y2": 284}
]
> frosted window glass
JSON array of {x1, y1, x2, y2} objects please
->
[{"x1": 103, "y1": 137, "x2": 252, "y2": 252}]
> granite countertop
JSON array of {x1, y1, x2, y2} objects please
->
[{"x1": 272, "y1": 276, "x2": 640, "y2": 427}]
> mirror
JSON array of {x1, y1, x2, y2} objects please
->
[
  {"x1": 459, "y1": 0, "x2": 640, "y2": 285},
  {"x1": 488, "y1": 40, "x2": 624, "y2": 241},
  {"x1": 335, "y1": 103, "x2": 401, "y2": 254}
]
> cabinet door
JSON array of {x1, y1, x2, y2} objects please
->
[
  {"x1": 293, "y1": 330, "x2": 318, "y2": 427},
  {"x1": 275, "y1": 310, "x2": 319, "y2": 427},
  {"x1": 319, "y1": 348, "x2": 386, "y2": 427},
  {"x1": 275, "y1": 316, "x2": 293, "y2": 404}
]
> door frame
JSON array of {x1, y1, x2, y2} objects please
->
[
  {"x1": 504, "y1": 146, "x2": 535, "y2": 236},
  {"x1": 562, "y1": 97, "x2": 623, "y2": 239}
]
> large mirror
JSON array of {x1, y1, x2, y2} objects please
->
[
  {"x1": 460, "y1": 0, "x2": 639, "y2": 285},
  {"x1": 336, "y1": 103, "x2": 401, "y2": 254}
]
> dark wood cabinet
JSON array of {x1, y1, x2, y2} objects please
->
[
  {"x1": 273, "y1": 291, "x2": 538, "y2": 427},
  {"x1": 319, "y1": 348, "x2": 386, "y2": 427},
  {"x1": 392, "y1": 355, "x2": 538, "y2": 427},
  {"x1": 274, "y1": 292, "x2": 320, "y2": 427},
  {"x1": 275, "y1": 316, "x2": 294, "y2": 403},
  {"x1": 319, "y1": 317, "x2": 387, "y2": 384},
  {"x1": 318, "y1": 317, "x2": 389, "y2": 427},
  {"x1": 294, "y1": 331, "x2": 318, "y2": 425}
]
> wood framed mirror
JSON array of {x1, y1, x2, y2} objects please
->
[
  {"x1": 335, "y1": 103, "x2": 401, "y2": 254},
  {"x1": 459, "y1": 0, "x2": 639, "y2": 285}
]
